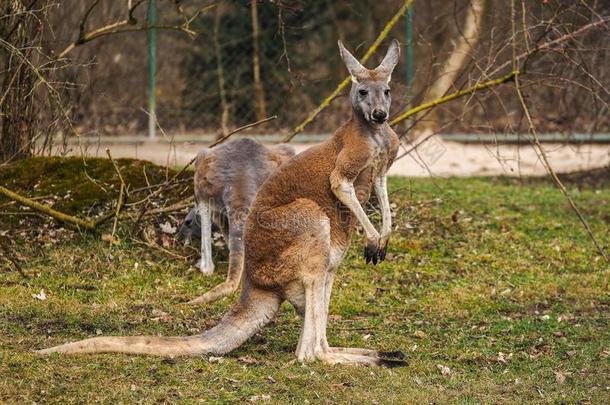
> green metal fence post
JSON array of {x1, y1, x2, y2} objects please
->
[{"x1": 147, "y1": 0, "x2": 157, "y2": 138}]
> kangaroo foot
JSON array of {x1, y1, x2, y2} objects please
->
[{"x1": 196, "y1": 259, "x2": 214, "y2": 275}]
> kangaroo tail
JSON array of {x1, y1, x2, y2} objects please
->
[{"x1": 36, "y1": 286, "x2": 280, "y2": 357}]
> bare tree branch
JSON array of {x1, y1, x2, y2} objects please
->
[
  {"x1": 390, "y1": 70, "x2": 517, "y2": 127},
  {"x1": 106, "y1": 148, "x2": 127, "y2": 246},
  {"x1": 56, "y1": 2, "x2": 215, "y2": 59},
  {"x1": 0, "y1": 184, "x2": 97, "y2": 230}
]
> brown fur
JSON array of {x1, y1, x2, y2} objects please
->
[{"x1": 245, "y1": 119, "x2": 398, "y2": 289}]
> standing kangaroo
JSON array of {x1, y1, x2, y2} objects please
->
[
  {"x1": 177, "y1": 138, "x2": 295, "y2": 304},
  {"x1": 38, "y1": 40, "x2": 402, "y2": 366}
]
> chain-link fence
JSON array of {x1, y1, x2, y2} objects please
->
[
  {"x1": 24, "y1": 0, "x2": 610, "y2": 139},
  {"x1": 178, "y1": 1, "x2": 413, "y2": 136}
]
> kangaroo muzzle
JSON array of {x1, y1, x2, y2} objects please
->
[{"x1": 372, "y1": 109, "x2": 388, "y2": 124}]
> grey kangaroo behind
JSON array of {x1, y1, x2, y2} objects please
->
[{"x1": 181, "y1": 138, "x2": 295, "y2": 304}]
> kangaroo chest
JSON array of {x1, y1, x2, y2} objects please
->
[
  {"x1": 370, "y1": 127, "x2": 394, "y2": 170},
  {"x1": 353, "y1": 136, "x2": 391, "y2": 203}
]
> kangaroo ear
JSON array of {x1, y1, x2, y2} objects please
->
[
  {"x1": 338, "y1": 40, "x2": 367, "y2": 83},
  {"x1": 375, "y1": 39, "x2": 401, "y2": 81}
]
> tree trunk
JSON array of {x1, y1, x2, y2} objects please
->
[
  {"x1": 0, "y1": 0, "x2": 37, "y2": 163},
  {"x1": 251, "y1": 0, "x2": 267, "y2": 121},
  {"x1": 412, "y1": 0, "x2": 486, "y2": 141}
]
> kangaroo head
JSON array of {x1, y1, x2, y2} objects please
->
[
  {"x1": 338, "y1": 39, "x2": 400, "y2": 126},
  {"x1": 177, "y1": 207, "x2": 201, "y2": 243}
]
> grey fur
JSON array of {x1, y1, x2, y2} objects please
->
[
  {"x1": 337, "y1": 40, "x2": 367, "y2": 79},
  {"x1": 375, "y1": 39, "x2": 400, "y2": 79},
  {"x1": 338, "y1": 40, "x2": 400, "y2": 126}
]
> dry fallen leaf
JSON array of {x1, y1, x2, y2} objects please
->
[
  {"x1": 32, "y1": 290, "x2": 46, "y2": 300},
  {"x1": 160, "y1": 221, "x2": 177, "y2": 235},
  {"x1": 496, "y1": 352, "x2": 513, "y2": 364},
  {"x1": 238, "y1": 356, "x2": 259, "y2": 365},
  {"x1": 248, "y1": 394, "x2": 271, "y2": 402},
  {"x1": 413, "y1": 330, "x2": 426, "y2": 339},
  {"x1": 437, "y1": 364, "x2": 451, "y2": 376},
  {"x1": 151, "y1": 309, "x2": 173, "y2": 322},
  {"x1": 554, "y1": 371, "x2": 566, "y2": 385}
]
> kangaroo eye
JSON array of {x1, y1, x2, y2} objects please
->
[
  {"x1": 384, "y1": 89, "x2": 391, "y2": 96},
  {"x1": 358, "y1": 89, "x2": 368, "y2": 96}
]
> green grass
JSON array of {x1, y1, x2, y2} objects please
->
[{"x1": 1, "y1": 173, "x2": 609, "y2": 403}]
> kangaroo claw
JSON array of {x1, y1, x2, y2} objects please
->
[{"x1": 364, "y1": 243, "x2": 378, "y2": 265}]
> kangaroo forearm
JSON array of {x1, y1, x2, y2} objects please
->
[
  {"x1": 374, "y1": 175, "x2": 391, "y2": 236},
  {"x1": 331, "y1": 178, "x2": 379, "y2": 239}
]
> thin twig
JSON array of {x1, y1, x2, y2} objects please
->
[
  {"x1": 106, "y1": 149, "x2": 127, "y2": 246},
  {"x1": 0, "y1": 237, "x2": 28, "y2": 279},
  {"x1": 515, "y1": 81, "x2": 608, "y2": 264},
  {"x1": 210, "y1": 115, "x2": 277, "y2": 148},
  {"x1": 277, "y1": 0, "x2": 293, "y2": 89},
  {"x1": 135, "y1": 236, "x2": 188, "y2": 260},
  {"x1": 146, "y1": 197, "x2": 194, "y2": 216}
]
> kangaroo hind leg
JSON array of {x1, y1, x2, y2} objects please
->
[
  {"x1": 188, "y1": 224, "x2": 244, "y2": 305},
  {"x1": 295, "y1": 237, "x2": 406, "y2": 367}
]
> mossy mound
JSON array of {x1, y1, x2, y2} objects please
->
[{"x1": 0, "y1": 156, "x2": 191, "y2": 216}]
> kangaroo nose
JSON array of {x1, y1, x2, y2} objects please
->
[{"x1": 372, "y1": 109, "x2": 387, "y2": 122}]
